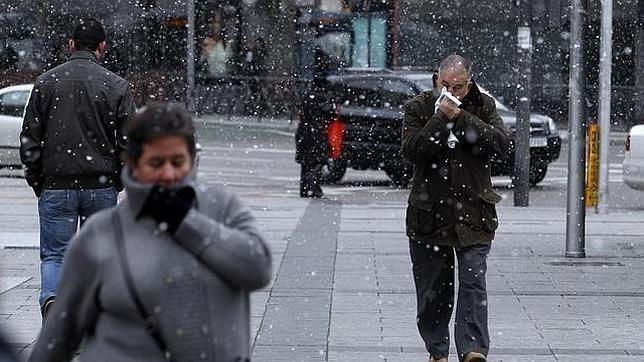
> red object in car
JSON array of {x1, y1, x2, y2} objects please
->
[{"x1": 326, "y1": 117, "x2": 345, "y2": 160}]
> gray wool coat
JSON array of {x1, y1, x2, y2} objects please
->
[{"x1": 28, "y1": 170, "x2": 272, "y2": 362}]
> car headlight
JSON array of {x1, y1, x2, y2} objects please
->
[{"x1": 546, "y1": 117, "x2": 558, "y2": 135}]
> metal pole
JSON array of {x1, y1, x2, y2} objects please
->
[
  {"x1": 186, "y1": 0, "x2": 196, "y2": 113},
  {"x1": 367, "y1": 17, "x2": 372, "y2": 67},
  {"x1": 366, "y1": 1, "x2": 372, "y2": 67},
  {"x1": 514, "y1": 1, "x2": 532, "y2": 207},
  {"x1": 565, "y1": 0, "x2": 587, "y2": 258},
  {"x1": 597, "y1": 0, "x2": 613, "y2": 214},
  {"x1": 390, "y1": 0, "x2": 401, "y2": 67}
]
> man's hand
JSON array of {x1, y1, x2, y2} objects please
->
[{"x1": 439, "y1": 97, "x2": 461, "y2": 120}]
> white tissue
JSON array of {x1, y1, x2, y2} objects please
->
[
  {"x1": 435, "y1": 87, "x2": 461, "y2": 149},
  {"x1": 447, "y1": 131, "x2": 459, "y2": 148}
]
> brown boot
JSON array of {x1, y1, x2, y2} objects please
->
[
  {"x1": 463, "y1": 352, "x2": 486, "y2": 362},
  {"x1": 41, "y1": 296, "x2": 55, "y2": 322}
]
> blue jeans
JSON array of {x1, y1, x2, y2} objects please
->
[{"x1": 38, "y1": 187, "x2": 117, "y2": 306}]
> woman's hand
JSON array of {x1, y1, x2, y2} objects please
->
[{"x1": 139, "y1": 185, "x2": 196, "y2": 234}]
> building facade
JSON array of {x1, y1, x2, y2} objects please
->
[
  {"x1": 3, "y1": 0, "x2": 644, "y2": 127},
  {"x1": 396, "y1": 0, "x2": 644, "y2": 129}
]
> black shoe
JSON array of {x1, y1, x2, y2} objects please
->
[
  {"x1": 300, "y1": 189, "x2": 324, "y2": 198},
  {"x1": 41, "y1": 296, "x2": 55, "y2": 321},
  {"x1": 300, "y1": 182, "x2": 323, "y2": 198}
]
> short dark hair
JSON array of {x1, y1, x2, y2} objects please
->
[
  {"x1": 72, "y1": 18, "x2": 106, "y2": 52},
  {"x1": 125, "y1": 102, "x2": 196, "y2": 164}
]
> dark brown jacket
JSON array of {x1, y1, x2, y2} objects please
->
[{"x1": 402, "y1": 83, "x2": 511, "y2": 247}]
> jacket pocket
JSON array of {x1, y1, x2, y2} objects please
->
[
  {"x1": 479, "y1": 188, "x2": 501, "y2": 232},
  {"x1": 406, "y1": 205, "x2": 434, "y2": 240}
]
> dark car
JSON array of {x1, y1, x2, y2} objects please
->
[{"x1": 310, "y1": 69, "x2": 561, "y2": 186}]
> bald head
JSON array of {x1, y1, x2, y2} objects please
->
[
  {"x1": 436, "y1": 54, "x2": 473, "y2": 99},
  {"x1": 438, "y1": 54, "x2": 472, "y2": 80}
]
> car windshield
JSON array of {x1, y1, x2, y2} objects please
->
[
  {"x1": 0, "y1": 90, "x2": 30, "y2": 117},
  {"x1": 414, "y1": 78, "x2": 510, "y2": 112},
  {"x1": 415, "y1": 78, "x2": 434, "y2": 92}
]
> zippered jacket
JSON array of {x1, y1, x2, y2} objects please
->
[{"x1": 20, "y1": 51, "x2": 136, "y2": 195}]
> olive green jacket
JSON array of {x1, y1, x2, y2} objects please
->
[{"x1": 401, "y1": 83, "x2": 511, "y2": 247}]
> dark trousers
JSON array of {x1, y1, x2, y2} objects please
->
[
  {"x1": 409, "y1": 241, "x2": 491, "y2": 360},
  {"x1": 300, "y1": 162, "x2": 323, "y2": 197}
]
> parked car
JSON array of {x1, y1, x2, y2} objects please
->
[
  {"x1": 310, "y1": 69, "x2": 561, "y2": 186},
  {"x1": 623, "y1": 124, "x2": 644, "y2": 190},
  {"x1": 0, "y1": 84, "x2": 32, "y2": 167}
]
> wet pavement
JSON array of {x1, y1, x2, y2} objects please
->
[{"x1": 1, "y1": 115, "x2": 643, "y2": 361}]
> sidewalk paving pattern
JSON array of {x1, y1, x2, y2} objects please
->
[
  {"x1": 3, "y1": 195, "x2": 644, "y2": 361},
  {"x1": 1, "y1": 118, "x2": 644, "y2": 360}
]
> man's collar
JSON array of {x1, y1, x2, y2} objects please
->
[
  {"x1": 69, "y1": 51, "x2": 99, "y2": 63},
  {"x1": 461, "y1": 81, "x2": 484, "y2": 107}
]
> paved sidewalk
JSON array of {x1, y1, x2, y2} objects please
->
[
  {"x1": 252, "y1": 201, "x2": 644, "y2": 362},
  {"x1": 1, "y1": 185, "x2": 644, "y2": 361}
]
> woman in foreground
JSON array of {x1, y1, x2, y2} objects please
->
[{"x1": 29, "y1": 102, "x2": 272, "y2": 362}]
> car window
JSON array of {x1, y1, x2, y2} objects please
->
[
  {"x1": 340, "y1": 79, "x2": 382, "y2": 108},
  {"x1": 378, "y1": 80, "x2": 416, "y2": 109},
  {"x1": 415, "y1": 78, "x2": 434, "y2": 92},
  {"x1": 337, "y1": 78, "x2": 415, "y2": 110},
  {"x1": 476, "y1": 85, "x2": 511, "y2": 112},
  {"x1": 0, "y1": 90, "x2": 30, "y2": 117}
]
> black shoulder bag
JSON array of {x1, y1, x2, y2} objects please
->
[{"x1": 111, "y1": 212, "x2": 172, "y2": 360}]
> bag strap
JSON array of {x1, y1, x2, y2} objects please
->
[{"x1": 111, "y1": 211, "x2": 171, "y2": 359}]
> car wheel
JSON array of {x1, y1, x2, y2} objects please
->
[
  {"x1": 385, "y1": 163, "x2": 413, "y2": 187},
  {"x1": 322, "y1": 159, "x2": 347, "y2": 184},
  {"x1": 529, "y1": 163, "x2": 548, "y2": 187}
]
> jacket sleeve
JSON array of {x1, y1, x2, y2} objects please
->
[
  {"x1": 401, "y1": 96, "x2": 451, "y2": 165},
  {"x1": 452, "y1": 97, "x2": 511, "y2": 158},
  {"x1": 173, "y1": 193, "x2": 272, "y2": 291},
  {"x1": 115, "y1": 85, "x2": 136, "y2": 187},
  {"x1": 28, "y1": 226, "x2": 101, "y2": 362},
  {"x1": 19, "y1": 83, "x2": 45, "y2": 196}
]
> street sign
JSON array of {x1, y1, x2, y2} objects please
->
[{"x1": 518, "y1": 27, "x2": 532, "y2": 50}]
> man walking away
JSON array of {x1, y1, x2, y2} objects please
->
[
  {"x1": 20, "y1": 17, "x2": 136, "y2": 319},
  {"x1": 401, "y1": 54, "x2": 511, "y2": 362}
]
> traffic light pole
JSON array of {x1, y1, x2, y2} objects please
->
[
  {"x1": 565, "y1": 0, "x2": 587, "y2": 258},
  {"x1": 186, "y1": 0, "x2": 196, "y2": 113},
  {"x1": 514, "y1": 1, "x2": 532, "y2": 207},
  {"x1": 597, "y1": 0, "x2": 613, "y2": 214}
]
